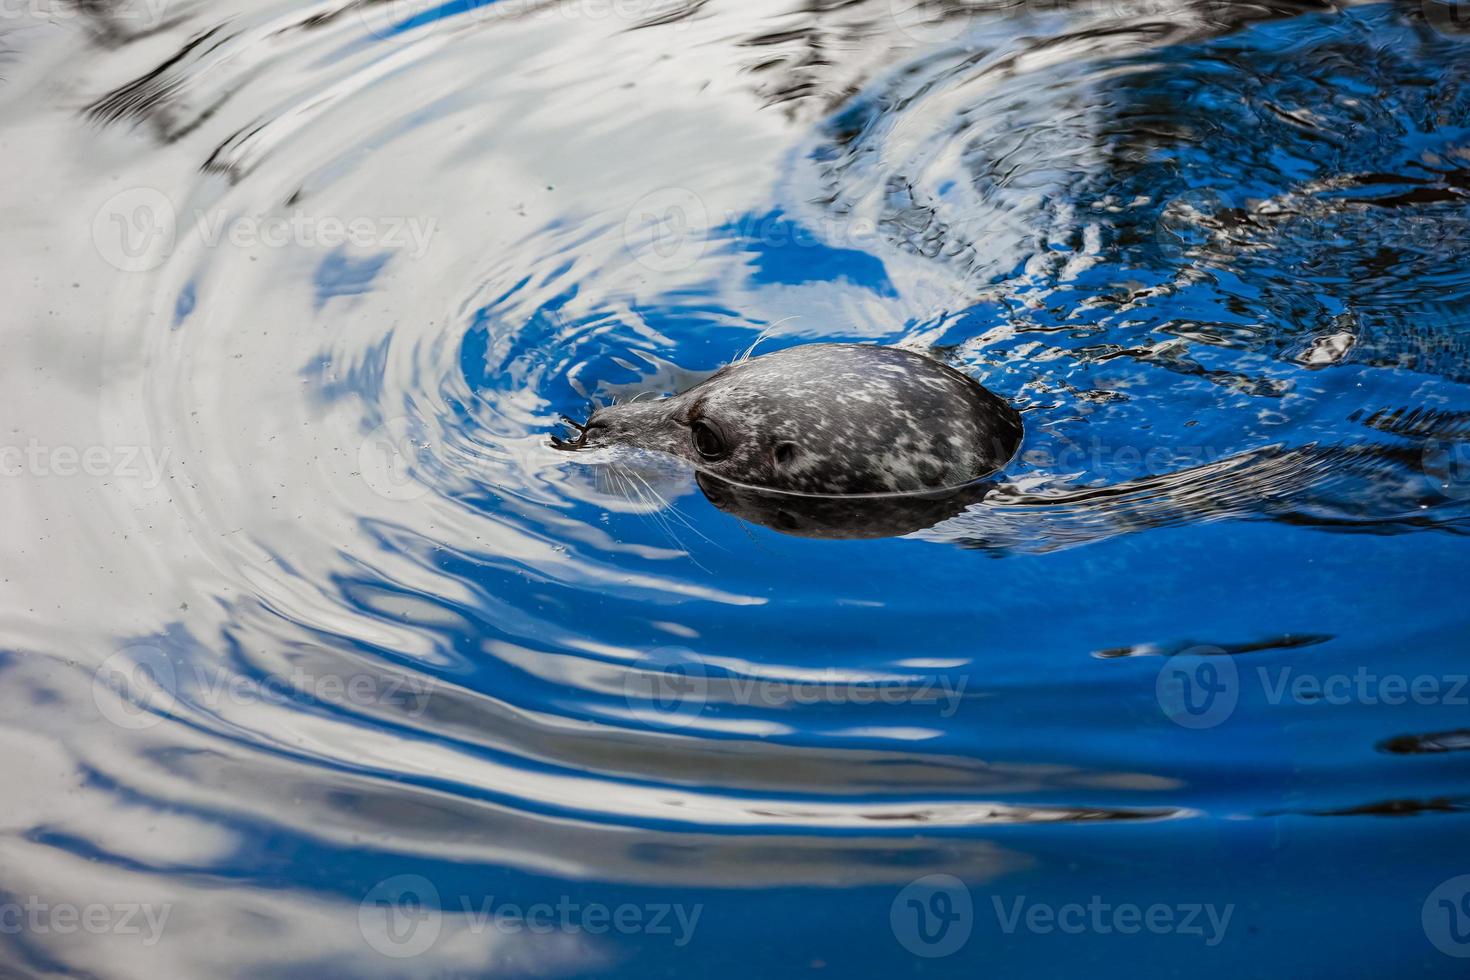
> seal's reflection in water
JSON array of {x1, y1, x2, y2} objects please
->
[
  {"x1": 695, "y1": 472, "x2": 997, "y2": 539},
  {"x1": 572, "y1": 439, "x2": 1003, "y2": 540},
  {"x1": 586, "y1": 435, "x2": 1470, "y2": 548}
]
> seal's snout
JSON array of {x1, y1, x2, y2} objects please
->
[
  {"x1": 550, "y1": 415, "x2": 595, "y2": 450},
  {"x1": 550, "y1": 399, "x2": 678, "y2": 453}
]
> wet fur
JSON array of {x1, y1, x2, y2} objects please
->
[{"x1": 561, "y1": 344, "x2": 1023, "y2": 495}]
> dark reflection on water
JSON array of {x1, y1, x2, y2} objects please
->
[
  {"x1": 696, "y1": 472, "x2": 998, "y2": 538},
  {"x1": 3, "y1": 0, "x2": 1470, "y2": 976}
]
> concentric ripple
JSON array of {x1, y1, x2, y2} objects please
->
[{"x1": 3, "y1": 0, "x2": 1470, "y2": 975}]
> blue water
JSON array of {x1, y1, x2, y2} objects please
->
[{"x1": 3, "y1": 0, "x2": 1470, "y2": 975}]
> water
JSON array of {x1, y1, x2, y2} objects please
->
[{"x1": 3, "y1": 0, "x2": 1470, "y2": 975}]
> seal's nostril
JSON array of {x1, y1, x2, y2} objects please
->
[{"x1": 773, "y1": 442, "x2": 798, "y2": 466}]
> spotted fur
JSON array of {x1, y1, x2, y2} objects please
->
[{"x1": 563, "y1": 344, "x2": 1023, "y2": 495}]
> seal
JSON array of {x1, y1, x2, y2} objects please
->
[{"x1": 554, "y1": 343, "x2": 1023, "y2": 496}]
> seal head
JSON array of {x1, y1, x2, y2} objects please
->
[{"x1": 557, "y1": 343, "x2": 1022, "y2": 495}]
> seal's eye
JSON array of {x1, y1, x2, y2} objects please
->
[{"x1": 691, "y1": 418, "x2": 728, "y2": 461}]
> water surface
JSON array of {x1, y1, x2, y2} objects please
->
[{"x1": 3, "y1": 0, "x2": 1470, "y2": 975}]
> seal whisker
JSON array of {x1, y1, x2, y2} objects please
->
[
  {"x1": 616, "y1": 467, "x2": 705, "y2": 565},
  {"x1": 625, "y1": 466, "x2": 723, "y2": 552},
  {"x1": 737, "y1": 316, "x2": 798, "y2": 364}
]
